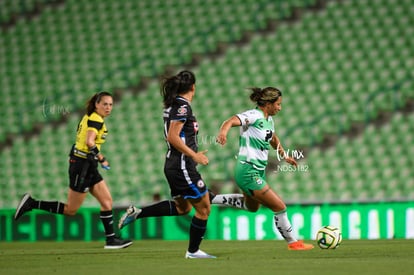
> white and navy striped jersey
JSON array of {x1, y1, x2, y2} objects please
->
[{"x1": 163, "y1": 96, "x2": 199, "y2": 160}]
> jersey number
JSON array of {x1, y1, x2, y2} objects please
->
[{"x1": 265, "y1": 129, "x2": 272, "y2": 142}]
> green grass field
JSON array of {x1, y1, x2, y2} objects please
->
[{"x1": 1, "y1": 239, "x2": 413, "y2": 275}]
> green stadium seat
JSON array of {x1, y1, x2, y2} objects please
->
[{"x1": 1, "y1": 0, "x2": 414, "y2": 207}]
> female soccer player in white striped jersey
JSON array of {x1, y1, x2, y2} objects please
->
[{"x1": 214, "y1": 87, "x2": 313, "y2": 250}]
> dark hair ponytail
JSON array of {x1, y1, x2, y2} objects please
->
[
  {"x1": 249, "y1": 87, "x2": 282, "y2": 106},
  {"x1": 160, "y1": 70, "x2": 196, "y2": 108},
  {"x1": 86, "y1": 91, "x2": 112, "y2": 115}
]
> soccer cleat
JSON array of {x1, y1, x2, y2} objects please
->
[
  {"x1": 287, "y1": 240, "x2": 314, "y2": 250},
  {"x1": 185, "y1": 250, "x2": 216, "y2": 259},
  {"x1": 104, "y1": 237, "x2": 133, "y2": 249},
  {"x1": 14, "y1": 193, "x2": 35, "y2": 220},
  {"x1": 118, "y1": 205, "x2": 141, "y2": 229}
]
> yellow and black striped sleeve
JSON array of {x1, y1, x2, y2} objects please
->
[{"x1": 75, "y1": 112, "x2": 107, "y2": 152}]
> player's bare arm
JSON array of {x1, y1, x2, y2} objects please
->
[
  {"x1": 270, "y1": 134, "x2": 297, "y2": 167},
  {"x1": 216, "y1": 115, "x2": 241, "y2": 145},
  {"x1": 86, "y1": 130, "x2": 109, "y2": 166},
  {"x1": 167, "y1": 120, "x2": 208, "y2": 165}
]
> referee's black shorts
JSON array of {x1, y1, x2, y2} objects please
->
[
  {"x1": 68, "y1": 156, "x2": 103, "y2": 193},
  {"x1": 164, "y1": 156, "x2": 207, "y2": 200}
]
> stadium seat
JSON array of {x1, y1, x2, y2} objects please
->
[{"x1": 1, "y1": 0, "x2": 413, "y2": 207}]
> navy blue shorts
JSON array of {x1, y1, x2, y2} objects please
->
[{"x1": 164, "y1": 156, "x2": 207, "y2": 200}]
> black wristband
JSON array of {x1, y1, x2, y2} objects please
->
[
  {"x1": 99, "y1": 157, "x2": 106, "y2": 163},
  {"x1": 89, "y1": 145, "x2": 100, "y2": 156}
]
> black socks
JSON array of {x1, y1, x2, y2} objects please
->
[
  {"x1": 100, "y1": 210, "x2": 115, "y2": 239},
  {"x1": 34, "y1": 200, "x2": 65, "y2": 215},
  {"x1": 139, "y1": 200, "x2": 179, "y2": 218},
  {"x1": 188, "y1": 216, "x2": 207, "y2": 253}
]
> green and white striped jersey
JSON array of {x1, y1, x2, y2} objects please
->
[{"x1": 236, "y1": 108, "x2": 274, "y2": 170}]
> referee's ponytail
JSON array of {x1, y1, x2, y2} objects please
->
[
  {"x1": 161, "y1": 70, "x2": 196, "y2": 108},
  {"x1": 86, "y1": 91, "x2": 113, "y2": 115}
]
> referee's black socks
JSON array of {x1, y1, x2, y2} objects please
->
[
  {"x1": 100, "y1": 210, "x2": 115, "y2": 240},
  {"x1": 33, "y1": 199, "x2": 65, "y2": 215}
]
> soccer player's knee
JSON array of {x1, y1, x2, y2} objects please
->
[
  {"x1": 180, "y1": 209, "x2": 191, "y2": 215},
  {"x1": 196, "y1": 207, "x2": 210, "y2": 218},
  {"x1": 177, "y1": 205, "x2": 192, "y2": 215}
]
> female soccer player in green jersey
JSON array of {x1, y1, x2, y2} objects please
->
[{"x1": 214, "y1": 87, "x2": 313, "y2": 250}]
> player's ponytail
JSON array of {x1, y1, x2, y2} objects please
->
[
  {"x1": 161, "y1": 70, "x2": 196, "y2": 108},
  {"x1": 249, "y1": 87, "x2": 282, "y2": 106}
]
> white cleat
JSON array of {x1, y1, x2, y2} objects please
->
[
  {"x1": 185, "y1": 249, "x2": 216, "y2": 259},
  {"x1": 118, "y1": 205, "x2": 142, "y2": 229}
]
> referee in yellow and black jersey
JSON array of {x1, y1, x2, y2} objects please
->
[{"x1": 14, "y1": 92, "x2": 132, "y2": 249}]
